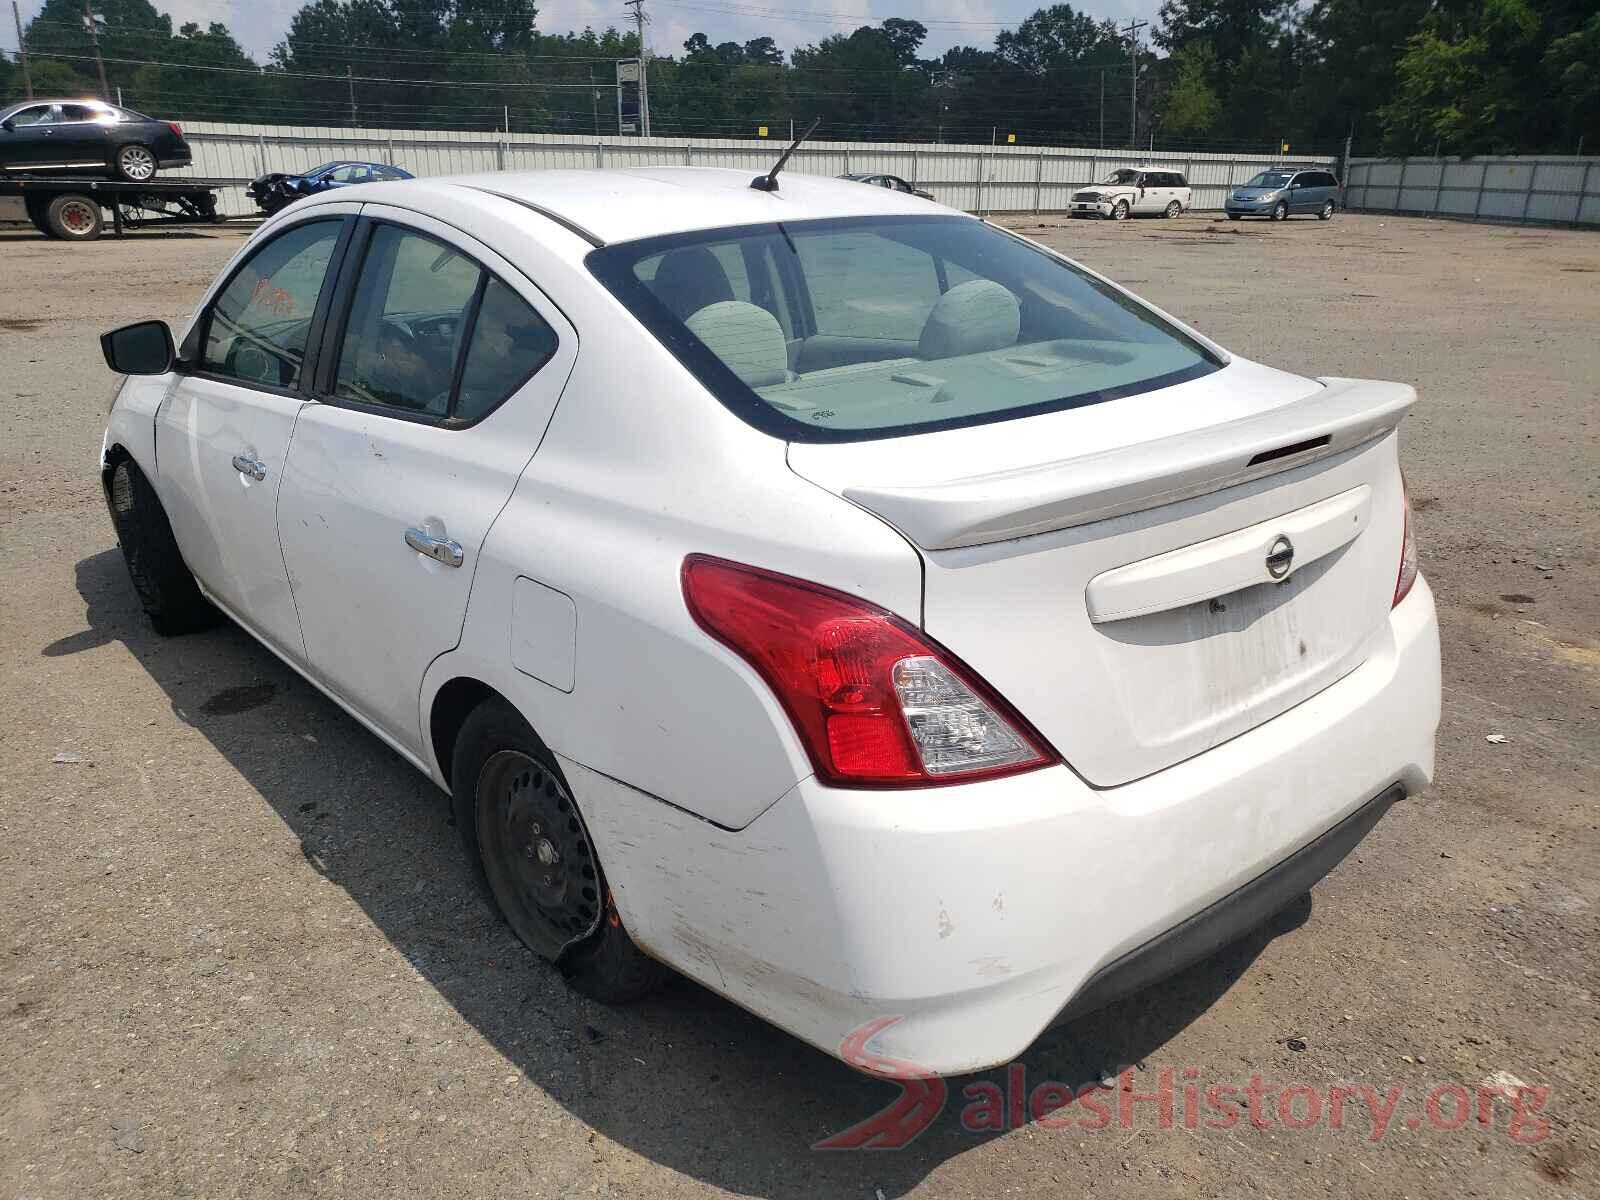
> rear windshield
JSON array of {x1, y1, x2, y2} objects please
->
[{"x1": 586, "y1": 215, "x2": 1221, "y2": 442}]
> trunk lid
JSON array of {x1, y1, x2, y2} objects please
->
[{"x1": 787, "y1": 362, "x2": 1415, "y2": 786}]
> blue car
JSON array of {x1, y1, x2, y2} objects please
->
[
  {"x1": 1225, "y1": 168, "x2": 1341, "y2": 221},
  {"x1": 247, "y1": 160, "x2": 412, "y2": 215}
]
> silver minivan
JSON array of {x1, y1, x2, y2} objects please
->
[{"x1": 1225, "y1": 168, "x2": 1340, "y2": 221}]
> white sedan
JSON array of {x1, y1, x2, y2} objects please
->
[{"x1": 99, "y1": 167, "x2": 1439, "y2": 1075}]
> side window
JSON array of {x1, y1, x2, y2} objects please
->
[
  {"x1": 332, "y1": 225, "x2": 482, "y2": 416},
  {"x1": 1172, "y1": 174, "x2": 1188, "y2": 188},
  {"x1": 794, "y1": 230, "x2": 941, "y2": 341},
  {"x1": 201, "y1": 219, "x2": 342, "y2": 389},
  {"x1": 57, "y1": 104, "x2": 99, "y2": 124},
  {"x1": 12, "y1": 105, "x2": 56, "y2": 126},
  {"x1": 453, "y1": 278, "x2": 559, "y2": 423}
]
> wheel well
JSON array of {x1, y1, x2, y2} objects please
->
[
  {"x1": 101, "y1": 442, "x2": 131, "y2": 499},
  {"x1": 429, "y1": 677, "x2": 497, "y2": 788}
]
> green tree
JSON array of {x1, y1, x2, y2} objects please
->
[
  {"x1": 1380, "y1": 0, "x2": 1543, "y2": 153},
  {"x1": 23, "y1": 0, "x2": 174, "y2": 96},
  {"x1": 1543, "y1": 9, "x2": 1600, "y2": 149},
  {"x1": 1159, "y1": 40, "x2": 1222, "y2": 136}
]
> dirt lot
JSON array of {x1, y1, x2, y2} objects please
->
[{"x1": 2, "y1": 211, "x2": 1597, "y2": 1199}]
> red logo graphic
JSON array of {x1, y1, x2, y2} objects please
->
[{"x1": 812, "y1": 1016, "x2": 948, "y2": 1150}]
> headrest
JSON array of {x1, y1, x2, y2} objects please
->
[
  {"x1": 649, "y1": 247, "x2": 734, "y2": 320},
  {"x1": 918, "y1": 279, "x2": 1021, "y2": 359},
  {"x1": 685, "y1": 301, "x2": 790, "y2": 388}
]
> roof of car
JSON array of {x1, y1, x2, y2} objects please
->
[{"x1": 406, "y1": 167, "x2": 966, "y2": 246}]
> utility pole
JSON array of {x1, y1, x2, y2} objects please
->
[
  {"x1": 589, "y1": 67, "x2": 600, "y2": 135},
  {"x1": 82, "y1": 0, "x2": 109, "y2": 101},
  {"x1": 1122, "y1": 18, "x2": 1146, "y2": 152},
  {"x1": 12, "y1": 1, "x2": 32, "y2": 99},
  {"x1": 623, "y1": 0, "x2": 651, "y2": 137},
  {"x1": 1098, "y1": 69, "x2": 1104, "y2": 149},
  {"x1": 346, "y1": 65, "x2": 357, "y2": 126}
]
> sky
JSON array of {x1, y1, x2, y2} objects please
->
[{"x1": 16, "y1": 0, "x2": 1166, "y2": 66}]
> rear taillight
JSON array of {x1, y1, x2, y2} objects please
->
[
  {"x1": 1393, "y1": 478, "x2": 1419, "y2": 607},
  {"x1": 681, "y1": 555, "x2": 1055, "y2": 788},
  {"x1": 167, "y1": 122, "x2": 184, "y2": 139}
]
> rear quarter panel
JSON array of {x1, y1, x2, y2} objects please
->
[{"x1": 413, "y1": 209, "x2": 924, "y2": 828}]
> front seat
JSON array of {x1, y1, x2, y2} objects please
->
[
  {"x1": 918, "y1": 280, "x2": 1021, "y2": 359},
  {"x1": 649, "y1": 247, "x2": 735, "y2": 321}
]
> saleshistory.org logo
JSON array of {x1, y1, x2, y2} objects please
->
[{"x1": 814, "y1": 1017, "x2": 1554, "y2": 1150}]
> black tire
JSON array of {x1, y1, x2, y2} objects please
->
[
  {"x1": 451, "y1": 698, "x2": 665, "y2": 1005},
  {"x1": 1227, "y1": 212, "x2": 1242, "y2": 220},
  {"x1": 113, "y1": 142, "x2": 159, "y2": 183},
  {"x1": 24, "y1": 194, "x2": 58, "y2": 238},
  {"x1": 1271, "y1": 201, "x2": 1288, "y2": 222},
  {"x1": 105, "y1": 458, "x2": 216, "y2": 636},
  {"x1": 1108, "y1": 199, "x2": 1130, "y2": 221},
  {"x1": 1164, "y1": 200, "x2": 1183, "y2": 218},
  {"x1": 1318, "y1": 200, "x2": 1336, "y2": 220},
  {"x1": 45, "y1": 193, "x2": 102, "y2": 240}
]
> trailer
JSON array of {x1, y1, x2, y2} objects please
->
[{"x1": 0, "y1": 175, "x2": 232, "y2": 241}]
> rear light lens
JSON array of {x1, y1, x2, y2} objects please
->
[
  {"x1": 167, "y1": 122, "x2": 184, "y2": 139},
  {"x1": 681, "y1": 555, "x2": 1055, "y2": 788},
  {"x1": 1393, "y1": 477, "x2": 1419, "y2": 607}
]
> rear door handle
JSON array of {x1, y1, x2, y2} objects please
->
[
  {"x1": 231, "y1": 453, "x2": 266, "y2": 481},
  {"x1": 405, "y1": 526, "x2": 463, "y2": 568}
]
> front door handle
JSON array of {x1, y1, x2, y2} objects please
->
[
  {"x1": 231, "y1": 453, "x2": 266, "y2": 481},
  {"x1": 405, "y1": 526, "x2": 463, "y2": 568}
]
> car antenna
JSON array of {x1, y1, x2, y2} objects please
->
[{"x1": 750, "y1": 118, "x2": 820, "y2": 193}]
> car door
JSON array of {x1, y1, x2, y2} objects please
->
[
  {"x1": 50, "y1": 103, "x2": 114, "y2": 169},
  {"x1": 1, "y1": 104, "x2": 62, "y2": 170},
  {"x1": 1133, "y1": 172, "x2": 1164, "y2": 214},
  {"x1": 1289, "y1": 172, "x2": 1316, "y2": 213},
  {"x1": 275, "y1": 207, "x2": 577, "y2": 753},
  {"x1": 154, "y1": 209, "x2": 356, "y2": 659}
]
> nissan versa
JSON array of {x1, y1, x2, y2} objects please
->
[{"x1": 97, "y1": 167, "x2": 1440, "y2": 1075}]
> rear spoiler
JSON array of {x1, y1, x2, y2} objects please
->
[{"x1": 845, "y1": 377, "x2": 1415, "y2": 550}]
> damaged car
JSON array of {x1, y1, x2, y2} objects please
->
[
  {"x1": 246, "y1": 160, "x2": 411, "y2": 215},
  {"x1": 98, "y1": 166, "x2": 1439, "y2": 1075}
]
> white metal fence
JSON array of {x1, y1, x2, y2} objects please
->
[
  {"x1": 163, "y1": 121, "x2": 1334, "y2": 219},
  {"x1": 1345, "y1": 156, "x2": 1600, "y2": 226}
]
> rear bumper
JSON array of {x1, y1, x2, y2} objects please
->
[
  {"x1": 1054, "y1": 780, "x2": 1404, "y2": 1024},
  {"x1": 577, "y1": 576, "x2": 1441, "y2": 1075}
]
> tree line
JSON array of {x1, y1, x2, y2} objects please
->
[{"x1": 2, "y1": 0, "x2": 1595, "y2": 155}]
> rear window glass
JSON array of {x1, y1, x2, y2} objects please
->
[{"x1": 587, "y1": 215, "x2": 1221, "y2": 443}]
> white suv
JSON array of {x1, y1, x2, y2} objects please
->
[
  {"x1": 1071, "y1": 166, "x2": 1192, "y2": 220},
  {"x1": 99, "y1": 168, "x2": 1439, "y2": 1075}
]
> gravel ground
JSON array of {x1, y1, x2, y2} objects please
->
[{"x1": 1, "y1": 211, "x2": 1597, "y2": 1199}]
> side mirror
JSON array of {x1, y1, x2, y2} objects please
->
[
  {"x1": 101, "y1": 320, "x2": 175, "y2": 375},
  {"x1": 0, "y1": 118, "x2": 14, "y2": 132}
]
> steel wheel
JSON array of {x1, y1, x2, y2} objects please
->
[
  {"x1": 116, "y1": 143, "x2": 158, "y2": 182},
  {"x1": 46, "y1": 194, "x2": 102, "y2": 240},
  {"x1": 475, "y1": 750, "x2": 602, "y2": 953},
  {"x1": 1164, "y1": 200, "x2": 1182, "y2": 218}
]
